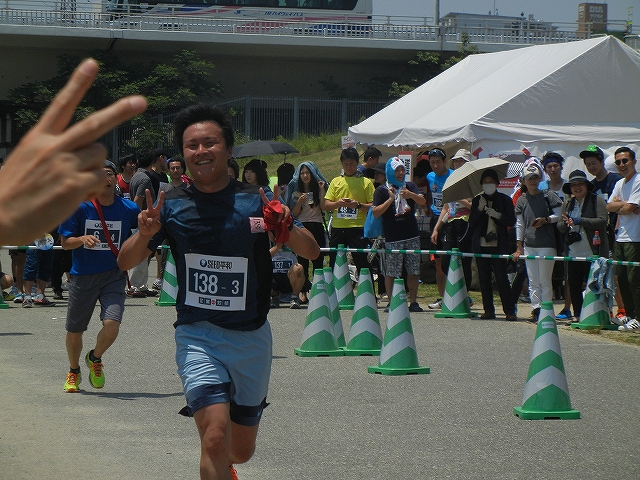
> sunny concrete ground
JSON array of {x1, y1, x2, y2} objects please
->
[{"x1": 0, "y1": 252, "x2": 638, "y2": 479}]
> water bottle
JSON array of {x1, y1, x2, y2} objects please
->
[{"x1": 592, "y1": 230, "x2": 601, "y2": 246}]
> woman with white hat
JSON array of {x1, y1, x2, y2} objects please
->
[
  {"x1": 557, "y1": 169, "x2": 608, "y2": 320},
  {"x1": 512, "y1": 163, "x2": 563, "y2": 322}
]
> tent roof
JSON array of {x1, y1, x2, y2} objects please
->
[{"x1": 349, "y1": 36, "x2": 640, "y2": 148}]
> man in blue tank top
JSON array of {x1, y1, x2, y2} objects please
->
[{"x1": 118, "y1": 105, "x2": 319, "y2": 479}]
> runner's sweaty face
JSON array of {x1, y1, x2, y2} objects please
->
[{"x1": 182, "y1": 121, "x2": 232, "y2": 190}]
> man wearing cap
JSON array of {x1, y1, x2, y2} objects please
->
[
  {"x1": 557, "y1": 170, "x2": 608, "y2": 320},
  {"x1": 430, "y1": 148, "x2": 473, "y2": 307},
  {"x1": 606, "y1": 147, "x2": 640, "y2": 331},
  {"x1": 581, "y1": 143, "x2": 626, "y2": 320},
  {"x1": 581, "y1": 144, "x2": 622, "y2": 245},
  {"x1": 425, "y1": 148, "x2": 452, "y2": 309},
  {"x1": 58, "y1": 160, "x2": 141, "y2": 393}
]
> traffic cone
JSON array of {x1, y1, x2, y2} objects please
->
[
  {"x1": 334, "y1": 244, "x2": 354, "y2": 310},
  {"x1": 323, "y1": 267, "x2": 345, "y2": 348},
  {"x1": 571, "y1": 261, "x2": 617, "y2": 331},
  {"x1": 155, "y1": 250, "x2": 178, "y2": 306},
  {"x1": 435, "y1": 248, "x2": 476, "y2": 318},
  {"x1": 368, "y1": 279, "x2": 430, "y2": 375},
  {"x1": 0, "y1": 291, "x2": 9, "y2": 309},
  {"x1": 294, "y1": 269, "x2": 344, "y2": 357},
  {"x1": 345, "y1": 268, "x2": 382, "y2": 356},
  {"x1": 514, "y1": 301, "x2": 580, "y2": 420}
]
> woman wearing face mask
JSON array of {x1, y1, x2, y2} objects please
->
[{"x1": 467, "y1": 169, "x2": 518, "y2": 321}]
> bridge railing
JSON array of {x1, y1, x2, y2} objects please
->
[{"x1": 1, "y1": 8, "x2": 634, "y2": 47}]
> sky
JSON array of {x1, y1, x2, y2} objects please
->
[{"x1": 373, "y1": 0, "x2": 636, "y2": 24}]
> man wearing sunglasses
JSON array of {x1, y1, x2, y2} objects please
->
[{"x1": 606, "y1": 146, "x2": 640, "y2": 331}]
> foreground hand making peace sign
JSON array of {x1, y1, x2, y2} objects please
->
[{"x1": 0, "y1": 58, "x2": 147, "y2": 246}]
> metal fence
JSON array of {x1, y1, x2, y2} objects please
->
[{"x1": 104, "y1": 96, "x2": 386, "y2": 161}]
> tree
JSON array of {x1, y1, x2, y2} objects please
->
[{"x1": 9, "y1": 49, "x2": 223, "y2": 151}]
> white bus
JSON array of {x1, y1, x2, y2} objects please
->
[{"x1": 104, "y1": 1, "x2": 373, "y2": 22}]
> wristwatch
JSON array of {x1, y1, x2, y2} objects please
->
[{"x1": 356, "y1": 201, "x2": 362, "y2": 209}]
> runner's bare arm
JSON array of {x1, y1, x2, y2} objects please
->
[{"x1": 117, "y1": 190, "x2": 163, "y2": 271}]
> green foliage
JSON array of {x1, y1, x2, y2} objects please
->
[{"x1": 8, "y1": 49, "x2": 223, "y2": 150}]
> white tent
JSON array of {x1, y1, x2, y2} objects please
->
[{"x1": 349, "y1": 36, "x2": 640, "y2": 173}]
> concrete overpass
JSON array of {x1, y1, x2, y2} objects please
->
[{"x1": 0, "y1": 7, "x2": 606, "y2": 100}]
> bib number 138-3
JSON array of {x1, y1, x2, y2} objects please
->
[{"x1": 185, "y1": 254, "x2": 247, "y2": 311}]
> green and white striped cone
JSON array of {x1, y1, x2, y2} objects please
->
[
  {"x1": 334, "y1": 244, "x2": 355, "y2": 310},
  {"x1": 0, "y1": 291, "x2": 9, "y2": 309},
  {"x1": 571, "y1": 261, "x2": 617, "y2": 330},
  {"x1": 324, "y1": 267, "x2": 346, "y2": 348},
  {"x1": 435, "y1": 248, "x2": 476, "y2": 318},
  {"x1": 368, "y1": 279, "x2": 430, "y2": 375},
  {"x1": 345, "y1": 268, "x2": 382, "y2": 356},
  {"x1": 294, "y1": 269, "x2": 344, "y2": 357},
  {"x1": 155, "y1": 250, "x2": 178, "y2": 306},
  {"x1": 514, "y1": 301, "x2": 580, "y2": 420}
]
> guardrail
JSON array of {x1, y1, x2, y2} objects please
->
[{"x1": 1, "y1": 8, "x2": 633, "y2": 47}]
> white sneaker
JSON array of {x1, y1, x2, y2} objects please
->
[
  {"x1": 428, "y1": 298, "x2": 443, "y2": 309},
  {"x1": 618, "y1": 318, "x2": 640, "y2": 331},
  {"x1": 610, "y1": 315, "x2": 628, "y2": 326}
]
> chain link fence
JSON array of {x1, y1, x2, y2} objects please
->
[{"x1": 104, "y1": 96, "x2": 386, "y2": 161}]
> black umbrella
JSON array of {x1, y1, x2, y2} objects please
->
[{"x1": 232, "y1": 140, "x2": 299, "y2": 160}]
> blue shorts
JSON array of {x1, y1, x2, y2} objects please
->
[{"x1": 175, "y1": 320, "x2": 272, "y2": 426}]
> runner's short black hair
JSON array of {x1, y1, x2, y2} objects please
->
[{"x1": 174, "y1": 104, "x2": 235, "y2": 150}]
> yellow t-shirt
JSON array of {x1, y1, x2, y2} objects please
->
[{"x1": 325, "y1": 175, "x2": 375, "y2": 228}]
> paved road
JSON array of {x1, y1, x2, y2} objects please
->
[{"x1": 0, "y1": 253, "x2": 638, "y2": 479}]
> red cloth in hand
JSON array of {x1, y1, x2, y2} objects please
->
[{"x1": 263, "y1": 200, "x2": 293, "y2": 243}]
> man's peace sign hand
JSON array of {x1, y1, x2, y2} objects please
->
[{"x1": 137, "y1": 190, "x2": 164, "y2": 237}]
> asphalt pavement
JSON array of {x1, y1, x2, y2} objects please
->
[{"x1": 0, "y1": 252, "x2": 638, "y2": 479}]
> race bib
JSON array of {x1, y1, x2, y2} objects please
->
[
  {"x1": 184, "y1": 254, "x2": 247, "y2": 311},
  {"x1": 337, "y1": 206, "x2": 358, "y2": 219},
  {"x1": 432, "y1": 193, "x2": 443, "y2": 211},
  {"x1": 272, "y1": 250, "x2": 296, "y2": 274},
  {"x1": 84, "y1": 220, "x2": 122, "y2": 251}
]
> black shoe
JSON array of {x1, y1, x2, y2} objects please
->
[
  {"x1": 53, "y1": 291, "x2": 65, "y2": 300},
  {"x1": 527, "y1": 308, "x2": 541, "y2": 323},
  {"x1": 480, "y1": 312, "x2": 496, "y2": 320},
  {"x1": 408, "y1": 302, "x2": 424, "y2": 313}
]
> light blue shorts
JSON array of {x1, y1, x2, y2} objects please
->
[{"x1": 175, "y1": 320, "x2": 272, "y2": 426}]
